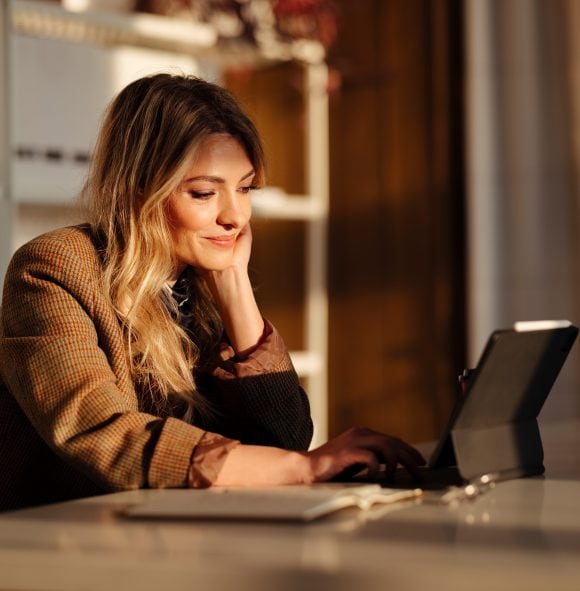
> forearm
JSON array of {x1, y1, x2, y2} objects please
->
[
  {"x1": 212, "y1": 444, "x2": 311, "y2": 487},
  {"x1": 210, "y1": 427, "x2": 428, "y2": 488},
  {"x1": 207, "y1": 267, "x2": 264, "y2": 353},
  {"x1": 197, "y1": 374, "x2": 313, "y2": 450},
  {"x1": 197, "y1": 320, "x2": 314, "y2": 451}
]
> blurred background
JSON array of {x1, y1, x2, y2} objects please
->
[{"x1": 1, "y1": 0, "x2": 579, "y2": 448}]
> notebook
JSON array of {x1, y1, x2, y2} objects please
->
[
  {"x1": 124, "y1": 484, "x2": 422, "y2": 522},
  {"x1": 349, "y1": 320, "x2": 579, "y2": 490}
]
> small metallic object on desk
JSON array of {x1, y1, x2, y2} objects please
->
[
  {"x1": 440, "y1": 473, "x2": 498, "y2": 505},
  {"x1": 428, "y1": 469, "x2": 526, "y2": 505}
]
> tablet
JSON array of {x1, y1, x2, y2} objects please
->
[{"x1": 429, "y1": 320, "x2": 578, "y2": 479}]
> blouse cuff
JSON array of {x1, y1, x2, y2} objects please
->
[
  {"x1": 213, "y1": 319, "x2": 295, "y2": 380},
  {"x1": 187, "y1": 431, "x2": 240, "y2": 488}
]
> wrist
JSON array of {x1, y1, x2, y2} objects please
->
[
  {"x1": 214, "y1": 445, "x2": 314, "y2": 486},
  {"x1": 207, "y1": 267, "x2": 255, "y2": 318},
  {"x1": 295, "y1": 451, "x2": 315, "y2": 484},
  {"x1": 208, "y1": 265, "x2": 249, "y2": 293},
  {"x1": 206, "y1": 269, "x2": 264, "y2": 353}
]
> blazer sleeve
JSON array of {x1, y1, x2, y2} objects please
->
[
  {"x1": 194, "y1": 320, "x2": 314, "y2": 451},
  {"x1": 0, "y1": 232, "x2": 232, "y2": 492}
]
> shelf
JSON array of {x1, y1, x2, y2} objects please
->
[
  {"x1": 289, "y1": 351, "x2": 324, "y2": 378},
  {"x1": 12, "y1": 0, "x2": 217, "y2": 53},
  {"x1": 252, "y1": 188, "x2": 327, "y2": 221},
  {"x1": 11, "y1": 0, "x2": 326, "y2": 66}
]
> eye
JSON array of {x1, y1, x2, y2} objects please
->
[
  {"x1": 238, "y1": 185, "x2": 257, "y2": 194},
  {"x1": 189, "y1": 191, "x2": 214, "y2": 200}
]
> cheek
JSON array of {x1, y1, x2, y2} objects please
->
[
  {"x1": 242, "y1": 196, "x2": 253, "y2": 222},
  {"x1": 167, "y1": 200, "x2": 214, "y2": 234}
]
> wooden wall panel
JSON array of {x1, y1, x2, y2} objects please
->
[{"x1": 328, "y1": 0, "x2": 465, "y2": 443}]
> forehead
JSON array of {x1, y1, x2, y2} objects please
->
[{"x1": 185, "y1": 134, "x2": 252, "y2": 175}]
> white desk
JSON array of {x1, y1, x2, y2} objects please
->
[{"x1": 1, "y1": 420, "x2": 579, "y2": 591}]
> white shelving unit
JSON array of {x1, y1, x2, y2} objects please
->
[{"x1": 1, "y1": 0, "x2": 329, "y2": 445}]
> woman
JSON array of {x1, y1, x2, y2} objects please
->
[{"x1": 0, "y1": 73, "x2": 424, "y2": 512}]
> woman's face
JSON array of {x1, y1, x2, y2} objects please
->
[{"x1": 165, "y1": 133, "x2": 255, "y2": 278}]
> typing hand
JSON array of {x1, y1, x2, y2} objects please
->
[{"x1": 306, "y1": 427, "x2": 426, "y2": 484}]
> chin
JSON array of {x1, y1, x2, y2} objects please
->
[{"x1": 194, "y1": 257, "x2": 234, "y2": 272}]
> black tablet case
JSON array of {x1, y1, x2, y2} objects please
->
[{"x1": 430, "y1": 324, "x2": 578, "y2": 480}]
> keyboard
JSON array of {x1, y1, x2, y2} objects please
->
[{"x1": 334, "y1": 465, "x2": 465, "y2": 491}]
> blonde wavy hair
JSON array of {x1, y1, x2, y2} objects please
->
[{"x1": 82, "y1": 73, "x2": 265, "y2": 419}]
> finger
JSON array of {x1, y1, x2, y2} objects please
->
[
  {"x1": 395, "y1": 447, "x2": 425, "y2": 481},
  {"x1": 393, "y1": 438, "x2": 427, "y2": 466},
  {"x1": 401, "y1": 441, "x2": 427, "y2": 466},
  {"x1": 359, "y1": 436, "x2": 423, "y2": 477},
  {"x1": 332, "y1": 449, "x2": 381, "y2": 482},
  {"x1": 343, "y1": 449, "x2": 381, "y2": 476},
  {"x1": 365, "y1": 441, "x2": 397, "y2": 475},
  {"x1": 363, "y1": 453, "x2": 381, "y2": 479},
  {"x1": 370, "y1": 435, "x2": 427, "y2": 466},
  {"x1": 350, "y1": 433, "x2": 402, "y2": 473},
  {"x1": 333, "y1": 462, "x2": 368, "y2": 480},
  {"x1": 240, "y1": 223, "x2": 252, "y2": 239}
]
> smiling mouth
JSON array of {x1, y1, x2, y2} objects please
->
[{"x1": 205, "y1": 235, "x2": 236, "y2": 246}]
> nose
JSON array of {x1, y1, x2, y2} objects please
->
[{"x1": 216, "y1": 191, "x2": 250, "y2": 229}]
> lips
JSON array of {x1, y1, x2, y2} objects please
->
[{"x1": 205, "y1": 235, "x2": 237, "y2": 247}]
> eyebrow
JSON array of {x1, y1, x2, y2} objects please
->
[{"x1": 182, "y1": 169, "x2": 255, "y2": 184}]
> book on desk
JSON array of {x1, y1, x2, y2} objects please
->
[{"x1": 124, "y1": 484, "x2": 422, "y2": 522}]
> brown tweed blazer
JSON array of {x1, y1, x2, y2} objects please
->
[{"x1": 0, "y1": 225, "x2": 312, "y2": 511}]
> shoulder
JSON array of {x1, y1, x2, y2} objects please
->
[
  {"x1": 4, "y1": 224, "x2": 105, "y2": 309},
  {"x1": 13, "y1": 224, "x2": 99, "y2": 259},
  {"x1": 8, "y1": 224, "x2": 102, "y2": 276}
]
